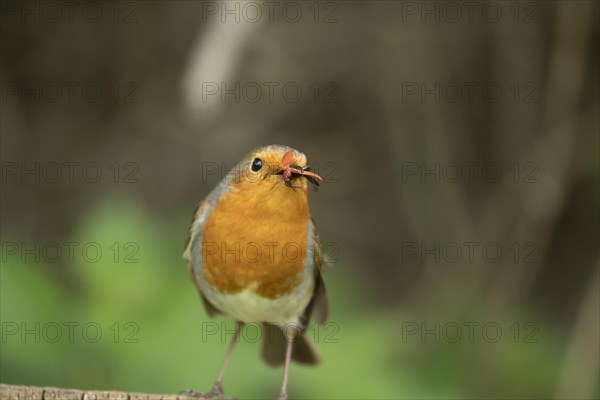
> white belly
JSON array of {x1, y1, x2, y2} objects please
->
[{"x1": 196, "y1": 272, "x2": 315, "y2": 325}]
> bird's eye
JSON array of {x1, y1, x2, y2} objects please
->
[{"x1": 251, "y1": 158, "x2": 263, "y2": 172}]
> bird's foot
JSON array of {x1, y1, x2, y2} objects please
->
[
  {"x1": 180, "y1": 383, "x2": 228, "y2": 400},
  {"x1": 180, "y1": 389, "x2": 207, "y2": 398},
  {"x1": 278, "y1": 391, "x2": 288, "y2": 400},
  {"x1": 206, "y1": 382, "x2": 226, "y2": 400}
]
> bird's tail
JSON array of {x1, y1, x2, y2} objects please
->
[{"x1": 261, "y1": 323, "x2": 320, "y2": 366}]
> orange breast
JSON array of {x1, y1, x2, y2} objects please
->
[{"x1": 201, "y1": 178, "x2": 310, "y2": 299}]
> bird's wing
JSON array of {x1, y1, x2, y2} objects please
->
[
  {"x1": 302, "y1": 218, "x2": 329, "y2": 325},
  {"x1": 184, "y1": 199, "x2": 222, "y2": 317}
]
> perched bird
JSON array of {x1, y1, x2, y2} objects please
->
[{"x1": 184, "y1": 144, "x2": 328, "y2": 400}]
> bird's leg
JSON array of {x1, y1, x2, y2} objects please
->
[
  {"x1": 211, "y1": 321, "x2": 243, "y2": 398},
  {"x1": 185, "y1": 321, "x2": 243, "y2": 400},
  {"x1": 278, "y1": 331, "x2": 295, "y2": 400}
]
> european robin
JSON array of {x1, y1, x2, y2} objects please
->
[{"x1": 183, "y1": 144, "x2": 328, "y2": 400}]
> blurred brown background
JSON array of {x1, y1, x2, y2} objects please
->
[{"x1": 1, "y1": 1, "x2": 598, "y2": 399}]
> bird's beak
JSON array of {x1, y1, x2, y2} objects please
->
[
  {"x1": 275, "y1": 165, "x2": 323, "y2": 186},
  {"x1": 293, "y1": 165, "x2": 323, "y2": 187},
  {"x1": 277, "y1": 150, "x2": 323, "y2": 187}
]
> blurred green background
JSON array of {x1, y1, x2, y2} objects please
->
[{"x1": 1, "y1": 1, "x2": 599, "y2": 399}]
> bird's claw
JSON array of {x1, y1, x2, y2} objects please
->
[
  {"x1": 180, "y1": 389, "x2": 208, "y2": 398},
  {"x1": 207, "y1": 382, "x2": 226, "y2": 400},
  {"x1": 180, "y1": 383, "x2": 228, "y2": 400}
]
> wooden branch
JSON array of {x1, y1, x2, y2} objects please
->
[{"x1": 0, "y1": 384, "x2": 210, "y2": 400}]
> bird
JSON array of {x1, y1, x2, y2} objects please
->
[{"x1": 183, "y1": 144, "x2": 328, "y2": 400}]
